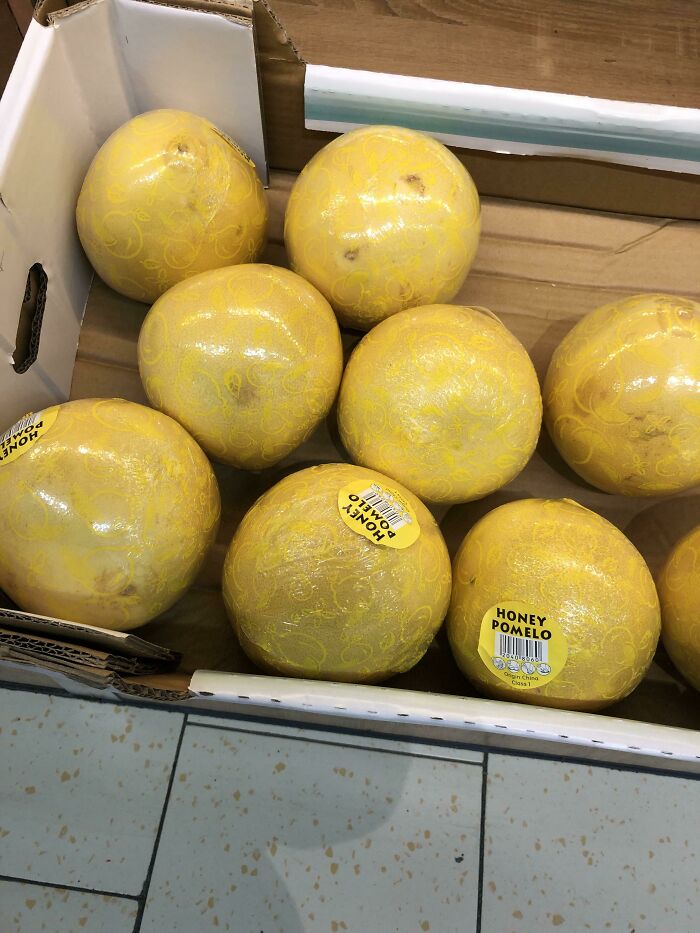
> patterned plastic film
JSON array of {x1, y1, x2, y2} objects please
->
[
  {"x1": 222, "y1": 463, "x2": 452, "y2": 683},
  {"x1": 138, "y1": 264, "x2": 343, "y2": 469},
  {"x1": 284, "y1": 125, "x2": 481, "y2": 331},
  {"x1": 0, "y1": 399, "x2": 220, "y2": 631},
  {"x1": 447, "y1": 498, "x2": 661, "y2": 712},
  {"x1": 544, "y1": 293, "x2": 700, "y2": 496},
  {"x1": 76, "y1": 109, "x2": 268, "y2": 303},
  {"x1": 337, "y1": 304, "x2": 542, "y2": 504},
  {"x1": 659, "y1": 525, "x2": 700, "y2": 692}
]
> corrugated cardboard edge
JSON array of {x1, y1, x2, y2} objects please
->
[{"x1": 35, "y1": 0, "x2": 254, "y2": 27}]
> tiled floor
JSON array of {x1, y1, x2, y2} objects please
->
[{"x1": 1, "y1": 686, "x2": 699, "y2": 932}]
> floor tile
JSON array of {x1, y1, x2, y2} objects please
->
[
  {"x1": 0, "y1": 688, "x2": 183, "y2": 894},
  {"x1": 483, "y1": 753, "x2": 700, "y2": 933},
  {"x1": 140, "y1": 721, "x2": 484, "y2": 933},
  {"x1": 0, "y1": 880, "x2": 138, "y2": 933},
  {"x1": 187, "y1": 711, "x2": 484, "y2": 764}
]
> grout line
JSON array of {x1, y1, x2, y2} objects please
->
[
  {"x1": 0, "y1": 872, "x2": 140, "y2": 901},
  {"x1": 3, "y1": 678, "x2": 700, "y2": 782},
  {"x1": 475, "y1": 752, "x2": 489, "y2": 933},
  {"x1": 132, "y1": 712, "x2": 188, "y2": 932},
  {"x1": 190, "y1": 719, "x2": 483, "y2": 767}
]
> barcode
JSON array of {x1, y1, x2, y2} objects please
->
[
  {"x1": 495, "y1": 633, "x2": 547, "y2": 662},
  {"x1": 358, "y1": 485, "x2": 412, "y2": 529},
  {"x1": 0, "y1": 412, "x2": 37, "y2": 446}
]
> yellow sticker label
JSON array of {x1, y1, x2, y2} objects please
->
[
  {"x1": 478, "y1": 600, "x2": 567, "y2": 690},
  {"x1": 0, "y1": 406, "x2": 59, "y2": 466},
  {"x1": 338, "y1": 479, "x2": 420, "y2": 549}
]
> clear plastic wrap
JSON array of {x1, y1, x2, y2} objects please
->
[
  {"x1": 0, "y1": 398, "x2": 220, "y2": 630},
  {"x1": 223, "y1": 462, "x2": 452, "y2": 683}
]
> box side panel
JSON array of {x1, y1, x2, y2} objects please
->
[
  {"x1": 114, "y1": 0, "x2": 267, "y2": 178},
  {"x1": 0, "y1": 18, "x2": 108, "y2": 427}
]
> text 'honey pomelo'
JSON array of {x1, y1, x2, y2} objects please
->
[{"x1": 447, "y1": 498, "x2": 660, "y2": 711}]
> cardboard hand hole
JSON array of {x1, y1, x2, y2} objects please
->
[{"x1": 13, "y1": 262, "x2": 47, "y2": 374}]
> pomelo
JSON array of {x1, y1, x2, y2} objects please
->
[
  {"x1": 658, "y1": 526, "x2": 700, "y2": 691},
  {"x1": 76, "y1": 109, "x2": 267, "y2": 303},
  {"x1": 337, "y1": 304, "x2": 542, "y2": 503},
  {"x1": 447, "y1": 498, "x2": 660, "y2": 711},
  {"x1": 222, "y1": 463, "x2": 451, "y2": 682},
  {"x1": 544, "y1": 293, "x2": 700, "y2": 496},
  {"x1": 138, "y1": 264, "x2": 343, "y2": 469},
  {"x1": 284, "y1": 125, "x2": 480, "y2": 331},
  {"x1": 0, "y1": 398, "x2": 220, "y2": 630}
]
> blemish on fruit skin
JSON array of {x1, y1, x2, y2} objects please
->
[{"x1": 403, "y1": 173, "x2": 427, "y2": 196}]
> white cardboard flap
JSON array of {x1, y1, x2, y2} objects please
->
[{"x1": 0, "y1": 0, "x2": 266, "y2": 429}]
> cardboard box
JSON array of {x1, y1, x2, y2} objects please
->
[{"x1": 1, "y1": 0, "x2": 699, "y2": 773}]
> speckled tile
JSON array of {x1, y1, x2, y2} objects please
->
[
  {"x1": 0, "y1": 880, "x2": 138, "y2": 933},
  {"x1": 483, "y1": 754, "x2": 700, "y2": 933},
  {"x1": 0, "y1": 688, "x2": 183, "y2": 894},
  {"x1": 140, "y1": 721, "x2": 483, "y2": 933}
]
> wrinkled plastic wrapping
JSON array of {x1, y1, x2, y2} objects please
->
[
  {"x1": 138, "y1": 263, "x2": 343, "y2": 470},
  {"x1": 284, "y1": 125, "x2": 481, "y2": 331},
  {"x1": 0, "y1": 398, "x2": 220, "y2": 631},
  {"x1": 448, "y1": 498, "x2": 661, "y2": 712},
  {"x1": 76, "y1": 109, "x2": 268, "y2": 303},
  {"x1": 222, "y1": 463, "x2": 452, "y2": 683},
  {"x1": 338, "y1": 303, "x2": 542, "y2": 504},
  {"x1": 659, "y1": 526, "x2": 700, "y2": 693},
  {"x1": 544, "y1": 294, "x2": 700, "y2": 496}
]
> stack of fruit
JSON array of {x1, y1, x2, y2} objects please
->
[{"x1": 1, "y1": 109, "x2": 698, "y2": 712}]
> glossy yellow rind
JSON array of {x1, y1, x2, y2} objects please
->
[
  {"x1": 659, "y1": 526, "x2": 700, "y2": 692},
  {"x1": 284, "y1": 125, "x2": 480, "y2": 330},
  {"x1": 338, "y1": 304, "x2": 542, "y2": 503},
  {"x1": 77, "y1": 109, "x2": 267, "y2": 302},
  {"x1": 0, "y1": 398, "x2": 220, "y2": 630},
  {"x1": 222, "y1": 463, "x2": 451, "y2": 682},
  {"x1": 544, "y1": 293, "x2": 700, "y2": 496},
  {"x1": 138, "y1": 264, "x2": 343, "y2": 469},
  {"x1": 447, "y1": 498, "x2": 660, "y2": 711}
]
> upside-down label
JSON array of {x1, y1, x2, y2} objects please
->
[
  {"x1": 0, "y1": 406, "x2": 59, "y2": 466},
  {"x1": 478, "y1": 600, "x2": 568, "y2": 690},
  {"x1": 338, "y1": 480, "x2": 420, "y2": 549}
]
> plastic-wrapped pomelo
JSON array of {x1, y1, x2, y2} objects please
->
[
  {"x1": 138, "y1": 264, "x2": 343, "y2": 469},
  {"x1": 658, "y1": 526, "x2": 700, "y2": 691},
  {"x1": 338, "y1": 304, "x2": 541, "y2": 503},
  {"x1": 284, "y1": 125, "x2": 480, "y2": 330},
  {"x1": 544, "y1": 293, "x2": 700, "y2": 496},
  {"x1": 447, "y1": 498, "x2": 660, "y2": 711},
  {"x1": 76, "y1": 109, "x2": 267, "y2": 303},
  {"x1": 0, "y1": 398, "x2": 220, "y2": 630},
  {"x1": 222, "y1": 463, "x2": 451, "y2": 682}
]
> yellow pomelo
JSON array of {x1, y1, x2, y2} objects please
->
[
  {"x1": 138, "y1": 264, "x2": 343, "y2": 469},
  {"x1": 544, "y1": 293, "x2": 700, "y2": 496},
  {"x1": 284, "y1": 125, "x2": 480, "y2": 331},
  {"x1": 447, "y1": 498, "x2": 660, "y2": 711},
  {"x1": 222, "y1": 463, "x2": 451, "y2": 682},
  {"x1": 338, "y1": 304, "x2": 542, "y2": 503},
  {"x1": 658, "y1": 526, "x2": 700, "y2": 691},
  {"x1": 0, "y1": 398, "x2": 220, "y2": 630},
  {"x1": 76, "y1": 109, "x2": 267, "y2": 303}
]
